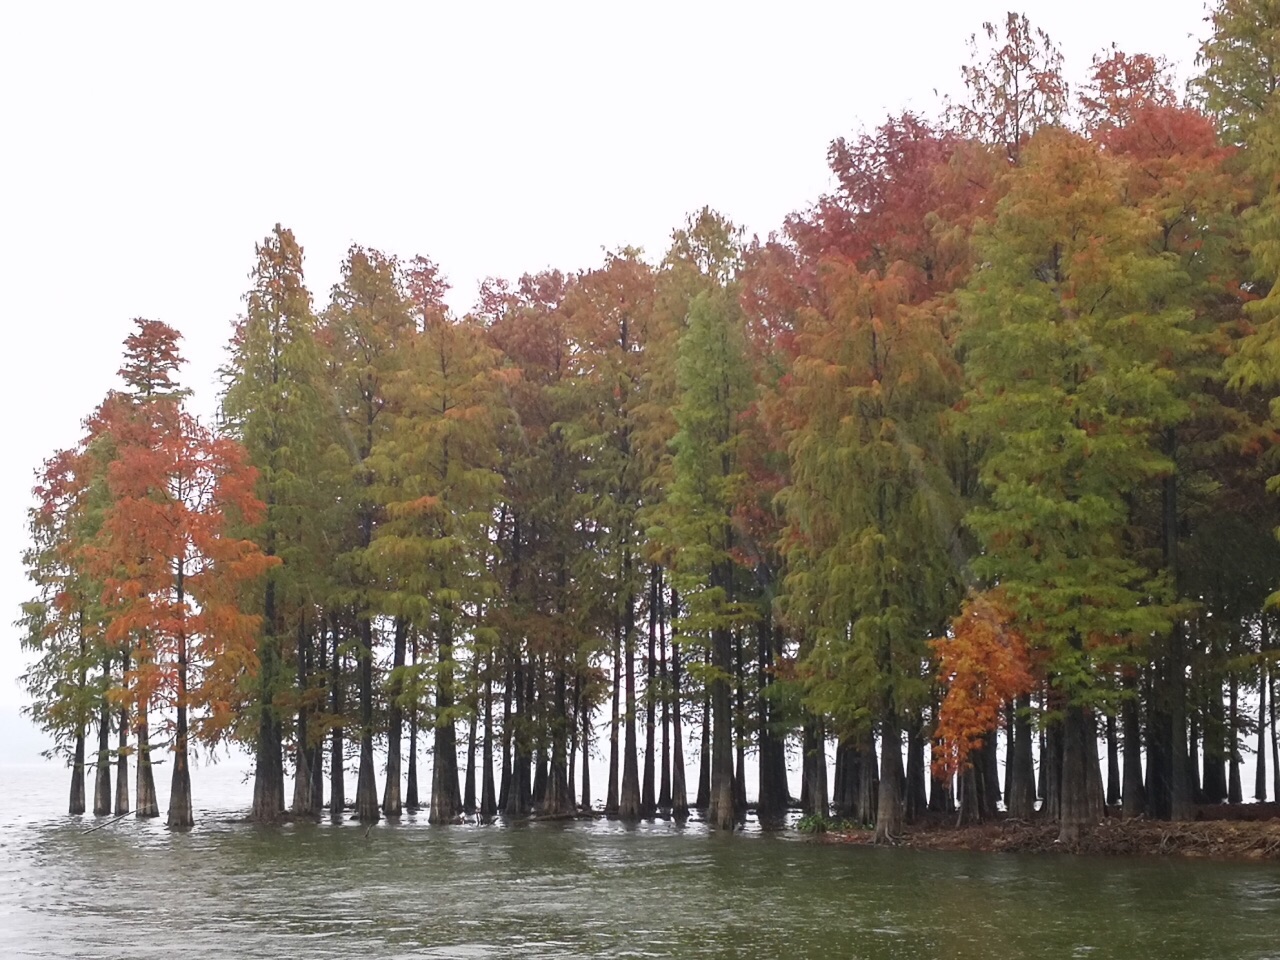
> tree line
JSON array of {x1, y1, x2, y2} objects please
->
[{"x1": 19, "y1": 3, "x2": 1280, "y2": 842}]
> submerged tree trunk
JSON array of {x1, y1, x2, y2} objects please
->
[
  {"x1": 168, "y1": 610, "x2": 193, "y2": 829},
  {"x1": 619, "y1": 574, "x2": 642, "y2": 821},
  {"x1": 383, "y1": 617, "x2": 407, "y2": 819},
  {"x1": 670, "y1": 622, "x2": 689, "y2": 819},
  {"x1": 430, "y1": 614, "x2": 460, "y2": 824},
  {"x1": 641, "y1": 566, "x2": 659, "y2": 817},
  {"x1": 329, "y1": 620, "x2": 346, "y2": 822},
  {"x1": 92, "y1": 689, "x2": 111, "y2": 817},
  {"x1": 114, "y1": 652, "x2": 131, "y2": 815},
  {"x1": 480, "y1": 661, "x2": 498, "y2": 818},
  {"x1": 407, "y1": 635, "x2": 421, "y2": 811},
  {"x1": 606, "y1": 619, "x2": 621, "y2": 815},
  {"x1": 251, "y1": 576, "x2": 285, "y2": 823},
  {"x1": 355, "y1": 616, "x2": 380, "y2": 824}
]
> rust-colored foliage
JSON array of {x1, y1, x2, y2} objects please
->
[{"x1": 931, "y1": 590, "x2": 1035, "y2": 779}]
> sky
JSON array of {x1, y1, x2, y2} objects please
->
[{"x1": 0, "y1": 0, "x2": 1213, "y2": 754}]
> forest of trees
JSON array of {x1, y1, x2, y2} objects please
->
[{"x1": 19, "y1": 3, "x2": 1280, "y2": 842}]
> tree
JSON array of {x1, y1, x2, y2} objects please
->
[
  {"x1": 87, "y1": 320, "x2": 274, "y2": 827},
  {"x1": 221, "y1": 224, "x2": 328, "y2": 821},
  {"x1": 959, "y1": 130, "x2": 1186, "y2": 840}
]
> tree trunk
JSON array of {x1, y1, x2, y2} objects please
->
[
  {"x1": 1256, "y1": 649, "x2": 1268, "y2": 802},
  {"x1": 251, "y1": 576, "x2": 284, "y2": 822},
  {"x1": 430, "y1": 615, "x2": 460, "y2": 824},
  {"x1": 168, "y1": 612, "x2": 193, "y2": 829},
  {"x1": 658, "y1": 583, "x2": 672, "y2": 811},
  {"x1": 707, "y1": 620, "x2": 736, "y2": 831},
  {"x1": 406, "y1": 634, "x2": 421, "y2": 811},
  {"x1": 481, "y1": 662, "x2": 498, "y2": 818},
  {"x1": 92, "y1": 689, "x2": 111, "y2": 816},
  {"x1": 292, "y1": 617, "x2": 317, "y2": 818},
  {"x1": 383, "y1": 617, "x2": 407, "y2": 818},
  {"x1": 641, "y1": 566, "x2": 659, "y2": 816},
  {"x1": 606, "y1": 619, "x2": 621, "y2": 815},
  {"x1": 670, "y1": 627, "x2": 689, "y2": 819},
  {"x1": 464, "y1": 656, "x2": 479, "y2": 815},
  {"x1": 1007, "y1": 694, "x2": 1036, "y2": 819},
  {"x1": 904, "y1": 719, "x2": 927, "y2": 823},
  {"x1": 875, "y1": 714, "x2": 903, "y2": 843},
  {"x1": 1122, "y1": 681, "x2": 1145, "y2": 817},
  {"x1": 1105, "y1": 711, "x2": 1121, "y2": 808},
  {"x1": 114, "y1": 652, "x2": 131, "y2": 815},
  {"x1": 355, "y1": 615, "x2": 380, "y2": 824},
  {"x1": 1058, "y1": 703, "x2": 1102, "y2": 843},
  {"x1": 619, "y1": 575, "x2": 641, "y2": 821},
  {"x1": 801, "y1": 713, "x2": 828, "y2": 817},
  {"x1": 329, "y1": 619, "x2": 346, "y2": 821}
]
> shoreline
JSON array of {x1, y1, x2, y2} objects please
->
[{"x1": 821, "y1": 805, "x2": 1280, "y2": 861}]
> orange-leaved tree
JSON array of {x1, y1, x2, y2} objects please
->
[{"x1": 86, "y1": 319, "x2": 275, "y2": 827}]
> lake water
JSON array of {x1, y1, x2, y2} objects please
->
[{"x1": 3, "y1": 760, "x2": 1279, "y2": 960}]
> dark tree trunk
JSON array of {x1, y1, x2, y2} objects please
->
[
  {"x1": 1122, "y1": 680, "x2": 1145, "y2": 817},
  {"x1": 875, "y1": 714, "x2": 903, "y2": 843},
  {"x1": 430, "y1": 616, "x2": 460, "y2": 824},
  {"x1": 619, "y1": 573, "x2": 642, "y2": 821},
  {"x1": 114, "y1": 689, "x2": 131, "y2": 815},
  {"x1": 498, "y1": 664, "x2": 512, "y2": 813},
  {"x1": 293, "y1": 618, "x2": 318, "y2": 818},
  {"x1": 92, "y1": 683, "x2": 111, "y2": 816},
  {"x1": 541, "y1": 668, "x2": 575, "y2": 817},
  {"x1": 606, "y1": 618, "x2": 621, "y2": 815},
  {"x1": 168, "y1": 605, "x2": 193, "y2": 829},
  {"x1": 904, "y1": 720, "x2": 927, "y2": 824},
  {"x1": 406, "y1": 634, "x2": 421, "y2": 811},
  {"x1": 1058, "y1": 703, "x2": 1103, "y2": 843},
  {"x1": 733, "y1": 631, "x2": 748, "y2": 817},
  {"x1": 481, "y1": 661, "x2": 498, "y2": 818},
  {"x1": 757, "y1": 617, "x2": 787, "y2": 821},
  {"x1": 579, "y1": 672, "x2": 592, "y2": 811},
  {"x1": 658, "y1": 610, "x2": 672, "y2": 811},
  {"x1": 801, "y1": 713, "x2": 828, "y2": 817},
  {"x1": 1257, "y1": 652, "x2": 1269, "y2": 802},
  {"x1": 1202, "y1": 681, "x2": 1228, "y2": 804},
  {"x1": 1228, "y1": 673, "x2": 1243, "y2": 804},
  {"x1": 1105, "y1": 711, "x2": 1121, "y2": 808},
  {"x1": 641, "y1": 565, "x2": 659, "y2": 817},
  {"x1": 707, "y1": 614, "x2": 736, "y2": 831},
  {"x1": 463, "y1": 654, "x2": 479, "y2": 815},
  {"x1": 695, "y1": 669, "x2": 711, "y2": 811},
  {"x1": 1007, "y1": 694, "x2": 1036, "y2": 819},
  {"x1": 251, "y1": 577, "x2": 285, "y2": 822},
  {"x1": 670, "y1": 625, "x2": 689, "y2": 819},
  {"x1": 329, "y1": 619, "x2": 346, "y2": 822},
  {"x1": 354, "y1": 615, "x2": 380, "y2": 824},
  {"x1": 383, "y1": 617, "x2": 407, "y2": 818}
]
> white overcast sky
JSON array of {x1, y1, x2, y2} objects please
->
[{"x1": 0, "y1": 1, "x2": 1211, "y2": 748}]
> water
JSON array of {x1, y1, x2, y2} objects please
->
[{"x1": 3, "y1": 761, "x2": 1279, "y2": 960}]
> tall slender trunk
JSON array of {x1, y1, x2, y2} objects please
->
[
  {"x1": 406, "y1": 634, "x2": 420, "y2": 810},
  {"x1": 1105, "y1": 711, "x2": 1121, "y2": 808},
  {"x1": 1228, "y1": 674, "x2": 1243, "y2": 804},
  {"x1": 430, "y1": 611, "x2": 460, "y2": 823},
  {"x1": 580, "y1": 671, "x2": 593, "y2": 811},
  {"x1": 695, "y1": 648, "x2": 711, "y2": 812},
  {"x1": 1007, "y1": 693, "x2": 1036, "y2": 818},
  {"x1": 1122, "y1": 676, "x2": 1145, "y2": 817},
  {"x1": 329, "y1": 616, "x2": 346, "y2": 821},
  {"x1": 658, "y1": 583, "x2": 672, "y2": 811},
  {"x1": 293, "y1": 617, "x2": 317, "y2": 817},
  {"x1": 1256, "y1": 641, "x2": 1269, "y2": 802},
  {"x1": 114, "y1": 651, "x2": 131, "y2": 815},
  {"x1": 92, "y1": 656, "x2": 112, "y2": 816},
  {"x1": 670, "y1": 625, "x2": 689, "y2": 818},
  {"x1": 167, "y1": 562, "x2": 194, "y2": 829},
  {"x1": 619, "y1": 571, "x2": 642, "y2": 821},
  {"x1": 354, "y1": 613, "x2": 380, "y2": 823},
  {"x1": 251, "y1": 572, "x2": 284, "y2": 822},
  {"x1": 606, "y1": 617, "x2": 621, "y2": 815},
  {"x1": 641, "y1": 565, "x2": 658, "y2": 817},
  {"x1": 135, "y1": 709, "x2": 158, "y2": 818},
  {"x1": 801, "y1": 712, "x2": 828, "y2": 817},
  {"x1": 481, "y1": 658, "x2": 497, "y2": 818},
  {"x1": 382, "y1": 617, "x2": 407, "y2": 818}
]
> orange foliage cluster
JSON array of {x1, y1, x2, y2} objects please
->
[{"x1": 930, "y1": 590, "x2": 1036, "y2": 779}]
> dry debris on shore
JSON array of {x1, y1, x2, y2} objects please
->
[{"x1": 823, "y1": 804, "x2": 1280, "y2": 861}]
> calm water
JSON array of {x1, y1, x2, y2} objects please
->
[{"x1": 3, "y1": 760, "x2": 1279, "y2": 960}]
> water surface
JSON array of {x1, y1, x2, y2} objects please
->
[{"x1": 2, "y1": 761, "x2": 1277, "y2": 959}]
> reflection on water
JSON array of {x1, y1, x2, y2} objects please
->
[{"x1": 2, "y1": 762, "x2": 1279, "y2": 960}]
